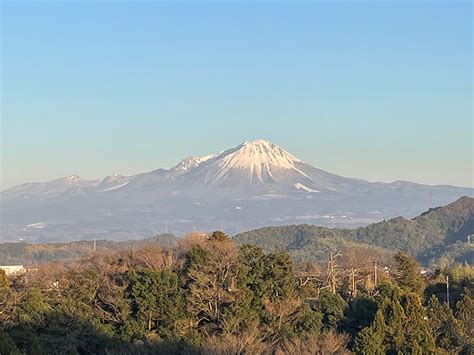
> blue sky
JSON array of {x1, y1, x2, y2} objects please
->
[{"x1": 1, "y1": 1, "x2": 472, "y2": 189}]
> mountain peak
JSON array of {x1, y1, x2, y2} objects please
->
[
  {"x1": 173, "y1": 154, "x2": 218, "y2": 172},
  {"x1": 173, "y1": 156, "x2": 201, "y2": 171},
  {"x1": 205, "y1": 139, "x2": 306, "y2": 184},
  {"x1": 58, "y1": 175, "x2": 84, "y2": 185},
  {"x1": 242, "y1": 139, "x2": 272, "y2": 146},
  {"x1": 230, "y1": 139, "x2": 301, "y2": 164}
]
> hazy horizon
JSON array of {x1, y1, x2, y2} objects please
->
[{"x1": 2, "y1": 1, "x2": 472, "y2": 190}]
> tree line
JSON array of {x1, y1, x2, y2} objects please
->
[{"x1": 0, "y1": 231, "x2": 472, "y2": 354}]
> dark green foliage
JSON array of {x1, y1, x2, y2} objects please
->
[
  {"x1": 0, "y1": 330, "x2": 23, "y2": 355},
  {"x1": 393, "y1": 252, "x2": 425, "y2": 295},
  {"x1": 0, "y1": 233, "x2": 472, "y2": 354},
  {"x1": 234, "y1": 196, "x2": 474, "y2": 266},
  {"x1": 355, "y1": 283, "x2": 437, "y2": 355},
  {"x1": 18, "y1": 288, "x2": 51, "y2": 327},
  {"x1": 425, "y1": 264, "x2": 474, "y2": 308},
  {"x1": 262, "y1": 252, "x2": 294, "y2": 302},
  {"x1": 399, "y1": 292, "x2": 436, "y2": 353},
  {"x1": 427, "y1": 295, "x2": 463, "y2": 350},
  {"x1": 455, "y1": 290, "x2": 474, "y2": 346},
  {"x1": 341, "y1": 295, "x2": 378, "y2": 337},
  {"x1": 292, "y1": 303, "x2": 323, "y2": 336},
  {"x1": 128, "y1": 269, "x2": 181, "y2": 336},
  {"x1": 311, "y1": 289, "x2": 347, "y2": 330},
  {"x1": 353, "y1": 309, "x2": 385, "y2": 355}
]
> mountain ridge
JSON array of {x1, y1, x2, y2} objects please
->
[
  {"x1": 1, "y1": 139, "x2": 472, "y2": 242},
  {"x1": 234, "y1": 196, "x2": 474, "y2": 266}
]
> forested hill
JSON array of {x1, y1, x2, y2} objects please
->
[
  {"x1": 0, "y1": 234, "x2": 178, "y2": 266},
  {"x1": 232, "y1": 224, "x2": 393, "y2": 264},
  {"x1": 234, "y1": 196, "x2": 474, "y2": 265}
]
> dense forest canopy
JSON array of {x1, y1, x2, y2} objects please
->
[
  {"x1": 234, "y1": 196, "x2": 474, "y2": 266},
  {"x1": 0, "y1": 231, "x2": 472, "y2": 354}
]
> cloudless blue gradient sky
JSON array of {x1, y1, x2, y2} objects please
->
[{"x1": 1, "y1": 1, "x2": 472, "y2": 189}]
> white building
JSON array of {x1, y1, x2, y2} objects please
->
[{"x1": 0, "y1": 265, "x2": 26, "y2": 276}]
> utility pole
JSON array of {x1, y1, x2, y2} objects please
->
[
  {"x1": 93, "y1": 239, "x2": 96, "y2": 252},
  {"x1": 446, "y1": 275, "x2": 450, "y2": 308},
  {"x1": 373, "y1": 261, "x2": 378, "y2": 286}
]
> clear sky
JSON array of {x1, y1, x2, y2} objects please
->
[{"x1": 1, "y1": 0, "x2": 472, "y2": 190}]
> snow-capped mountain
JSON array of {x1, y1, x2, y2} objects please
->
[
  {"x1": 1, "y1": 175, "x2": 98, "y2": 201},
  {"x1": 204, "y1": 139, "x2": 306, "y2": 184},
  {"x1": 1, "y1": 139, "x2": 472, "y2": 242},
  {"x1": 168, "y1": 140, "x2": 359, "y2": 197}
]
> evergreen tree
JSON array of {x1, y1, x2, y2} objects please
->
[
  {"x1": 400, "y1": 292, "x2": 436, "y2": 354},
  {"x1": 353, "y1": 309, "x2": 385, "y2": 355},
  {"x1": 380, "y1": 297, "x2": 405, "y2": 351},
  {"x1": 427, "y1": 295, "x2": 462, "y2": 350},
  {"x1": 456, "y1": 290, "x2": 473, "y2": 347},
  {"x1": 262, "y1": 252, "x2": 294, "y2": 302},
  {"x1": 313, "y1": 289, "x2": 347, "y2": 330},
  {"x1": 128, "y1": 269, "x2": 181, "y2": 336},
  {"x1": 18, "y1": 288, "x2": 51, "y2": 327},
  {"x1": 393, "y1": 252, "x2": 425, "y2": 295},
  {"x1": 0, "y1": 330, "x2": 23, "y2": 355},
  {"x1": 340, "y1": 295, "x2": 378, "y2": 337}
]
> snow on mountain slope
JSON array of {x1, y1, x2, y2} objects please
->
[
  {"x1": 210, "y1": 140, "x2": 309, "y2": 183},
  {"x1": 295, "y1": 183, "x2": 319, "y2": 193},
  {"x1": 172, "y1": 154, "x2": 218, "y2": 172},
  {"x1": 99, "y1": 181, "x2": 130, "y2": 192},
  {"x1": 165, "y1": 140, "x2": 321, "y2": 194},
  {"x1": 1, "y1": 175, "x2": 99, "y2": 200},
  {"x1": 1, "y1": 139, "x2": 472, "y2": 242}
]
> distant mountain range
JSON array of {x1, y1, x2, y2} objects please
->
[
  {"x1": 234, "y1": 196, "x2": 474, "y2": 266},
  {"x1": 1, "y1": 139, "x2": 472, "y2": 242}
]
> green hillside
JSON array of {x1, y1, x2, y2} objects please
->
[{"x1": 234, "y1": 197, "x2": 474, "y2": 266}]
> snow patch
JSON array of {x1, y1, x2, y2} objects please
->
[
  {"x1": 294, "y1": 183, "x2": 319, "y2": 193},
  {"x1": 27, "y1": 222, "x2": 47, "y2": 229},
  {"x1": 99, "y1": 181, "x2": 130, "y2": 192}
]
